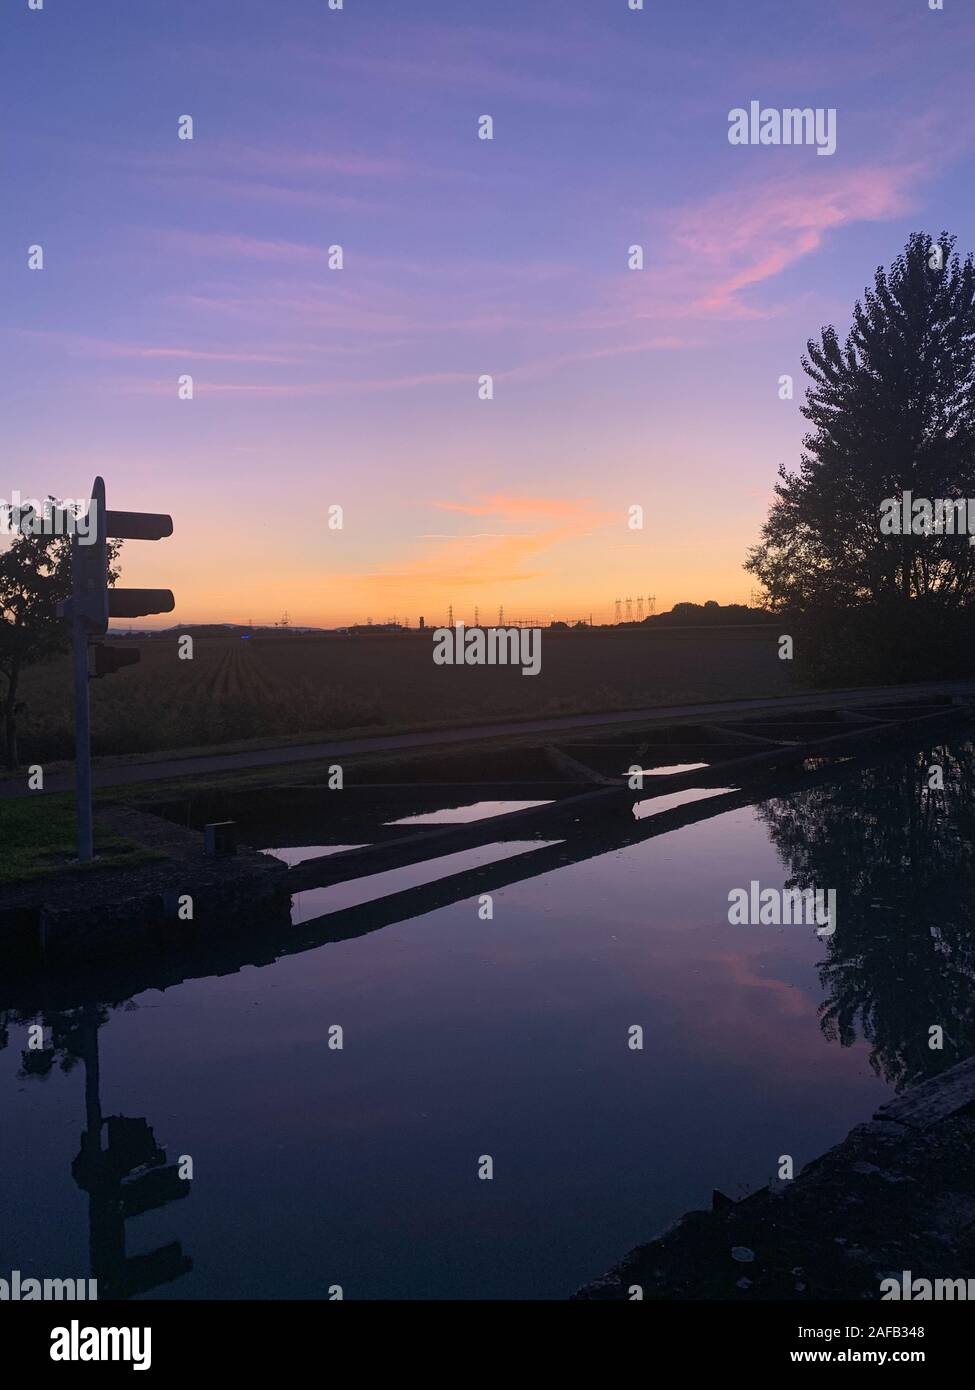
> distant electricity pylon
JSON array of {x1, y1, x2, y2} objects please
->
[
  {"x1": 474, "y1": 605, "x2": 480, "y2": 627},
  {"x1": 648, "y1": 594, "x2": 656, "y2": 615},
  {"x1": 614, "y1": 598, "x2": 622, "y2": 624},
  {"x1": 636, "y1": 595, "x2": 645, "y2": 621},
  {"x1": 498, "y1": 604, "x2": 504, "y2": 625},
  {"x1": 625, "y1": 597, "x2": 633, "y2": 623},
  {"x1": 448, "y1": 603, "x2": 454, "y2": 626}
]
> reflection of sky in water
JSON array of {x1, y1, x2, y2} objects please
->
[
  {"x1": 261, "y1": 844, "x2": 367, "y2": 867},
  {"x1": 291, "y1": 841, "x2": 562, "y2": 922},
  {"x1": 0, "y1": 800, "x2": 895, "y2": 1302},
  {"x1": 633, "y1": 786, "x2": 736, "y2": 818},
  {"x1": 387, "y1": 800, "x2": 552, "y2": 825},
  {"x1": 631, "y1": 762, "x2": 710, "y2": 775}
]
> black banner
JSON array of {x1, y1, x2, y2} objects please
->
[{"x1": 2, "y1": 1299, "x2": 966, "y2": 1374}]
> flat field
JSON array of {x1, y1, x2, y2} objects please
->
[{"x1": 13, "y1": 626, "x2": 794, "y2": 762}]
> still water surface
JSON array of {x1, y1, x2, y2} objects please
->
[{"x1": 2, "y1": 741, "x2": 971, "y2": 1299}]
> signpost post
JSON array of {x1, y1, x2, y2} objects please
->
[{"x1": 58, "y1": 477, "x2": 175, "y2": 862}]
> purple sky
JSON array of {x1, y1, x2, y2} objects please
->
[{"x1": 3, "y1": 0, "x2": 973, "y2": 625}]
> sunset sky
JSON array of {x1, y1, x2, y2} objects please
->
[{"x1": 3, "y1": 0, "x2": 974, "y2": 627}]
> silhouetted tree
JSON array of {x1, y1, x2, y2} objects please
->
[
  {"x1": 746, "y1": 232, "x2": 975, "y2": 612},
  {"x1": 0, "y1": 503, "x2": 121, "y2": 768}
]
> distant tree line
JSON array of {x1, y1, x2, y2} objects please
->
[{"x1": 642, "y1": 601, "x2": 778, "y2": 627}]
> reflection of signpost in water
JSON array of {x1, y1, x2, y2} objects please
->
[
  {"x1": 70, "y1": 1006, "x2": 192, "y2": 1299},
  {"x1": 57, "y1": 477, "x2": 175, "y2": 861}
]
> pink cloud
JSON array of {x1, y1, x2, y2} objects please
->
[
  {"x1": 607, "y1": 157, "x2": 930, "y2": 330},
  {"x1": 678, "y1": 164, "x2": 923, "y2": 314}
]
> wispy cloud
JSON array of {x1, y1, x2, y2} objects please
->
[
  {"x1": 152, "y1": 230, "x2": 331, "y2": 264},
  {"x1": 611, "y1": 156, "x2": 931, "y2": 328},
  {"x1": 108, "y1": 370, "x2": 473, "y2": 398},
  {"x1": 433, "y1": 496, "x2": 612, "y2": 523},
  {"x1": 146, "y1": 172, "x2": 383, "y2": 213},
  {"x1": 324, "y1": 494, "x2": 618, "y2": 601},
  {"x1": 20, "y1": 330, "x2": 303, "y2": 365},
  {"x1": 76, "y1": 148, "x2": 938, "y2": 406},
  {"x1": 677, "y1": 164, "x2": 924, "y2": 315}
]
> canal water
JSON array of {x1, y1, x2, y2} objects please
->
[{"x1": 2, "y1": 739, "x2": 972, "y2": 1299}]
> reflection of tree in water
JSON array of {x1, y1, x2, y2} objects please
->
[
  {"x1": 756, "y1": 739, "x2": 975, "y2": 1092},
  {"x1": 0, "y1": 1002, "x2": 119, "y2": 1078}
]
